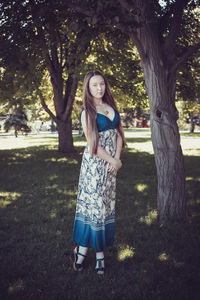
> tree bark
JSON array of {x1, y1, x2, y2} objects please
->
[
  {"x1": 142, "y1": 58, "x2": 187, "y2": 221},
  {"x1": 57, "y1": 118, "x2": 74, "y2": 153},
  {"x1": 35, "y1": 74, "x2": 78, "y2": 153},
  {"x1": 47, "y1": 42, "x2": 79, "y2": 153},
  {"x1": 189, "y1": 112, "x2": 195, "y2": 133},
  {"x1": 130, "y1": 0, "x2": 187, "y2": 222},
  {"x1": 150, "y1": 104, "x2": 187, "y2": 221}
]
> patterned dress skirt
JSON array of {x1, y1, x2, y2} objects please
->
[{"x1": 72, "y1": 129, "x2": 117, "y2": 252}]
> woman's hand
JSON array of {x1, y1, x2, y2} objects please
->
[{"x1": 108, "y1": 158, "x2": 122, "y2": 173}]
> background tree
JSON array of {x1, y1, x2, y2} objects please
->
[
  {"x1": 4, "y1": 106, "x2": 30, "y2": 137},
  {"x1": 0, "y1": 0, "x2": 94, "y2": 152},
  {"x1": 177, "y1": 55, "x2": 200, "y2": 132}
]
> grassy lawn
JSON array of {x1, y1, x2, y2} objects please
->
[{"x1": 0, "y1": 132, "x2": 200, "y2": 300}]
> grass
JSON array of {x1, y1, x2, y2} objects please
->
[{"x1": 0, "y1": 132, "x2": 200, "y2": 300}]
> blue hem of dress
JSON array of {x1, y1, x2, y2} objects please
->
[{"x1": 72, "y1": 213, "x2": 115, "y2": 252}]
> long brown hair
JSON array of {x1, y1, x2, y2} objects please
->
[{"x1": 82, "y1": 70, "x2": 126, "y2": 154}]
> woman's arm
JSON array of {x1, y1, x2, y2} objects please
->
[
  {"x1": 108, "y1": 131, "x2": 123, "y2": 172},
  {"x1": 114, "y1": 131, "x2": 123, "y2": 159},
  {"x1": 81, "y1": 110, "x2": 122, "y2": 171},
  {"x1": 97, "y1": 145, "x2": 122, "y2": 171}
]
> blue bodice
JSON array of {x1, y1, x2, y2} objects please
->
[{"x1": 81, "y1": 108, "x2": 120, "y2": 132}]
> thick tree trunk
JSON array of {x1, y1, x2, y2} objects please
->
[
  {"x1": 150, "y1": 109, "x2": 186, "y2": 221},
  {"x1": 57, "y1": 118, "x2": 74, "y2": 153},
  {"x1": 142, "y1": 56, "x2": 187, "y2": 222},
  {"x1": 134, "y1": 0, "x2": 187, "y2": 222}
]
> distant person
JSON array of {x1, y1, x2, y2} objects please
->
[
  {"x1": 35, "y1": 120, "x2": 41, "y2": 134},
  {"x1": 71, "y1": 71, "x2": 126, "y2": 275},
  {"x1": 50, "y1": 120, "x2": 56, "y2": 133}
]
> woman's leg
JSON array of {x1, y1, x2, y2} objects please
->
[
  {"x1": 76, "y1": 246, "x2": 88, "y2": 264},
  {"x1": 71, "y1": 245, "x2": 88, "y2": 271},
  {"x1": 95, "y1": 251, "x2": 105, "y2": 275}
]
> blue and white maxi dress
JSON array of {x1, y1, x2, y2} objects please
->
[{"x1": 72, "y1": 109, "x2": 120, "y2": 252}]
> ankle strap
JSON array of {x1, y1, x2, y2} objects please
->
[
  {"x1": 78, "y1": 252, "x2": 86, "y2": 257},
  {"x1": 77, "y1": 246, "x2": 86, "y2": 257}
]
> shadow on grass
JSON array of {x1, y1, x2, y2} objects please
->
[{"x1": 0, "y1": 146, "x2": 200, "y2": 300}]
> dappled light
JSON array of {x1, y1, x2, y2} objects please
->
[
  {"x1": 158, "y1": 252, "x2": 185, "y2": 268},
  {"x1": 74, "y1": 140, "x2": 87, "y2": 147},
  {"x1": 8, "y1": 279, "x2": 25, "y2": 295},
  {"x1": 118, "y1": 246, "x2": 135, "y2": 261},
  {"x1": 186, "y1": 176, "x2": 200, "y2": 182},
  {"x1": 158, "y1": 252, "x2": 169, "y2": 261},
  {"x1": 12, "y1": 152, "x2": 32, "y2": 159},
  {"x1": 50, "y1": 209, "x2": 57, "y2": 219},
  {"x1": 0, "y1": 191, "x2": 21, "y2": 208},
  {"x1": 45, "y1": 157, "x2": 78, "y2": 164},
  {"x1": 138, "y1": 210, "x2": 157, "y2": 225},
  {"x1": 135, "y1": 183, "x2": 148, "y2": 192}
]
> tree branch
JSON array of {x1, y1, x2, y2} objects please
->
[
  {"x1": 66, "y1": 2, "x2": 93, "y2": 17},
  {"x1": 33, "y1": 80, "x2": 57, "y2": 123},
  {"x1": 164, "y1": 0, "x2": 189, "y2": 50},
  {"x1": 118, "y1": 0, "x2": 147, "y2": 61},
  {"x1": 170, "y1": 41, "x2": 200, "y2": 74},
  {"x1": 118, "y1": 0, "x2": 135, "y2": 13},
  {"x1": 63, "y1": 76, "x2": 78, "y2": 120},
  {"x1": 130, "y1": 31, "x2": 146, "y2": 62},
  {"x1": 57, "y1": 31, "x2": 63, "y2": 67}
]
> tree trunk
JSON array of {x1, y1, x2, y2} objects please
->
[
  {"x1": 57, "y1": 118, "x2": 74, "y2": 153},
  {"x1": 150, "y1": 107, "x2": 187, "y2": 221},
  {"x1": 134, "y1": 0, "x2": 187, "y2": 222},
  {"x1": 189, "y1": 112, "x2": 195, "y2": 133},
  {"x1": 15, "y1": 128, "x2": 18, "y2": 138},
  {"x1": 142, "y1": 53, "x2": 187, "y2": 222}
]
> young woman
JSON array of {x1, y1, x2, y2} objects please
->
[{"x1": 71, "y1": 70, "x2": 126, "y2": 275}]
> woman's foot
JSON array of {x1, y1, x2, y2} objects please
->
[
  {"x1": 70, "y1": 246, "x2": 87, "y2": 272},
  {"x1": 95, "y1": 258, "x2": 105, "y2": 275}
]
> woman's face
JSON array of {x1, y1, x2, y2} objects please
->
[{"x1": 89, "y1": 75, "x2": 106, "y2": 100}]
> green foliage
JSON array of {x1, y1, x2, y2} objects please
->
[
  {"x1": 0, "y1": 0, "x2": 95, "y2": 111},
  {"x1": 176, "y1": 45, "x2": 200, "y2": 130},
  {"x1": 85, "y1": 33, "x2": 148, "y2": 110},
  {"x1": 177, "y1": 54, "x2": 200, "y2": 104}
]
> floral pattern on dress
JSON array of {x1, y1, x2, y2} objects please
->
[{"x1": 75, "y1": 129, "x2": 117, "y2": 228}]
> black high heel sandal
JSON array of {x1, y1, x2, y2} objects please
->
[
  {"x1": 95, "y1": 258, "x2": 105, "y2": 275},
  {"x1": 70, "y1": 246, "x2": 86, "y2": 272}
]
